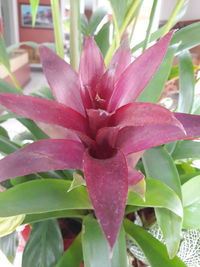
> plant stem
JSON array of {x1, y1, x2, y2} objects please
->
[
  {"x1": 142, "y1": 0, "x2": 158, "y2": 52},
  {"x1": 7, "y1": 68, "x2": 22, "y2": 90},
  {"x1": 105, "y1": 0, "x2": 141, "y2": 66},
  {"x1": 70, "y1": 0, "x2": 81, "y2": 71},
  {"x1": 50, "y1": 0, "x2": 64, "y2": 59},
  {"x1": 162, "y1": 0, "x2": 184, "y2": 36}
]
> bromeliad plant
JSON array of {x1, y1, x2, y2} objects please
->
[{"x1": 1, "y1": 0, "x2": 200, "y2": 266}]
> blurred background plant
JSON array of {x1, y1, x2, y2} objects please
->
[{"x1": 0, "y1": 0, "x2": 200, "y2": 266}]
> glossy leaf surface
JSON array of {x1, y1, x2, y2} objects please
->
[
  {"x1": 127, "y1": 178, "x2": 182, "y2": 217},
  {"x1": 0, "y1": 179, "x2": 91, "y2": 217}
]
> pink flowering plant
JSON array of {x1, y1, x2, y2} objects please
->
[{"x1": 1, "y1": 1, "x2": 200, "y2": 266}]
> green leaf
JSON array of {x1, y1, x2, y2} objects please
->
[
  {"x1": 172, "y1": 140, "x2": 200, "y2": 160},
  {"x1": 143, "y1": 147, "x2": 182, "y2": 198},
  {"x1": 142, "y1": 147, "x2": 182, "y2": 257},
  {"x1": 17, "y1": 118, "x2": 48, "y2": 140},
  {"x1": 0, "y1": 79, "x2": 21, "y2": 94},
  {"x1": 183, "y1": 203, "x2": 200, "y2": 229},
  {"x1": 131, "y1": 0, "x2": 188, "y2": 53},
  {"x1": 0, "y1": 214, "x2": 25, "y2": 237},
  {"x1": 89, "y1": 6, "x2": 108, "y2": 35},
  {"x1": 172, "y1": 22, "x2": 200, "y2": 55},
  {"x1": 95, "y1": 22, "x2": 111, "y2": 57},
  {"x1": 129, "y1": 178, "x2": 146, "y2": 200},
  {"x1": 142, "y1": 0, "x2": 159, "y2": 52},
  {"x1": 0, "y1": 135, "x2": 20, "y2": 154},
  {"x1": 108, "y1": 0, "x2": 128, "y2": 28},
  {"x1": 82, "y1": 215, "x2": 128, "y2": 267},
  {"x1": 67, "y1": 173, "x2": 86, "y2": 192},
  {"x1": 137, "y1": 43, "x2": 179, "y2": 103},
  {"x1": 0, "y1": 179, "x2": 92, "y2": 217},
  {"x1": 0, "y1": 126, "x2": 9, "y2": 139},
  {"x1": 178, "y1": 50, "x2": 195, "y2": 113},
  {"x1": 56, "y1": 233, "x2": 83, "y2": 267},
  {"x1": 127, "y1": 178, "x2": 182, "y2": 217},
  {"x1": 0, "y1": 35, "x2": 10, "y2": 70},
  {"x1": 182, "y1": 175, "x2": 200, "y2": 229},
  {"x1": 30, "y1": 0, "x2": 40, "y2": 26},
  {"x1": 124, "y1": 219, "x2": 186, "y2": 267},
  {"x1": 0, "y1": 231, "x2": 18, "y2": 263},
  {"x1": 155, "y1": 209, "x2": 182, "y2": 258},
  {"x1": 182, "y1": 175, "x2": 200, "y2": 207},
  {"x1": 80, "y1": 14, "x2": 89, "y2": 35},
  {"x1": 22, "y1": 219, "x2": 63, "y2": 267},
  {"x1": 24, "y1": 210, "x2": 86, "y2": 224}
]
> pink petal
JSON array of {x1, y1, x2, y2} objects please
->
[
  {"x1": 96, "y1": 126, "x2": 119, "y2": 148},
  {"x1": 174, "y1": 113, "x2": 200, "y2": 138},
  {"x1": 128, "y1": 167, "x2": 144, "y2": 186},
  {"x1": 0, "y1": 94, "x2": 88, "y2": 133},
  {"x1": 126, "y1": 151, "x2": 144, "y2": 168},
  {"x1": 79, "y1": 37, "x2": 106, "y2": 99},
  {"x1": 36, "y1": 122, "x2": 81, "y2": 141},
  {"x1": 107, "y1": 32, "x2": 173, "y2": 112},
  {"x1": 110, "y1": 102, "x2": 183, "y2": 128},
  {"x1": 0, "y1": 139, "x2": 85, "y2": 182},
  {"x1": 83, "y1": 149, "x2": 128, "y2": 249},
  {"x1": 109, "y1": 38, "x2": 131, "y2": 82},
  {"x1": 39, "y1": 46, "x2": 85, "y2": 116},
  {"x1": 86, "y1": 109, "x2": 110, "y2": 137},
  {"x1": 116, "y1": 124, "x2": 186, "y2": 155},
  {"x1": 116, "y1": 113, "x2": 200, "y2": 155},
  {"x1": 95, "y1": 69, "x2": 115, "y2": 107}
]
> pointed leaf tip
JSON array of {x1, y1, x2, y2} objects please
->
[
  {"x1": 83, "y1": 149, "x2": 128, "y2": 249},
  {"x1": 108, "y1": 31, "x2": 174, "y2": 111}
]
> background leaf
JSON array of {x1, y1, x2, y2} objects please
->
[
  {"x1": 0, "y1": 215, "x2": 25, "y2": 237},
  {"x1": 56, "y1": 233, "x2": 83, "y2": 267},
  {"x1": 172, "y1": 140, "x2": 200, "y2": 160},
  {"x1": 89, "y1": 6, "x2": 108, "y2": 35},
  {"x1": 22, "y1": 219, "x2": 63, "y2": 267},
  {"x1": 95, "y1": 22, "x2": 111, "y2": 57},
  {"x1": 124, "y1": 219, "x2": 186, "y2": 267},
  {"x1": 178, "y1": 50, "x2": 194, "y2": 113},
  {"x1": 0, "y1": 231, "x2": 18, "y2": 263},
  {"x1": 142, "y1": 147, "x2": 182, "y2": 258},
  {"x1": 182, "y1": 176, "x2": 200, "y2": 229},
  {"x1": 82, "y1": 215, "x2": 128, "y2": 267}
]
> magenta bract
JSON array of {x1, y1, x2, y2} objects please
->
[{"x1": 0, "y1": 32, "x2": 200, "y2": 249}]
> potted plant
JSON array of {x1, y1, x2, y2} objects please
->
[{"x1": 0, "y1": 1, "x2": 200, "y2": 266}]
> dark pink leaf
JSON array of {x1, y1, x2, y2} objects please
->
[
  {"x1": 83, "y1": 149, "x2": 128, "y2": 249},
  {"x1": 110, "y1": 102, "x2": 184, "y2": 128},
  {"x1": 39, "y1": 46, "x2": 85, "y2": 116},
  {"x1": 109, "y1": 38, "x2": 131, "y2": 82},
  {"x1": 96, "y1": 126, "x2": 119, "y2": 148},
  {"x1": 174, "y1": 113, "x2": 200, "y2": 138},
  {"x1": 0, "y1": 94, "x2": 88, "y2": 133},
  {"x1": 79, "y1": 36, "x2": 106, "y2": 100},
  {"x1": 0, "y1": 139, "x2": 85, "y2": 182},
  {"x1": 107, "y1": 32, "x2": 173, "y2": 112},
  {"x1": 95, "y1": 69, "x2": 115, "y2": 107},
  {"x1": 36, "y1": 122, "x2": 81, "y2": 141},
  {"x1": 116, "y1": 113, "x2": 200, "y2": 155},
  {"x1": 116, "y1": 124, "x2": 185, "y2": 155}
]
